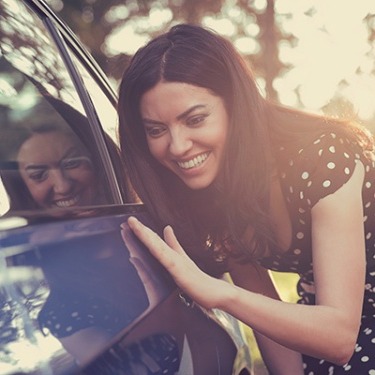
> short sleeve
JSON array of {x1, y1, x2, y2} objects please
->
[
  {"x1": 38, "y1": 291, "x2": 93, "y2": 337},
  {"x1": 38, "y1": 290, "x2": 128, "y2": 338},
  {"x1": 285, "y1": 132, "x2": 362, "y2": 208}
]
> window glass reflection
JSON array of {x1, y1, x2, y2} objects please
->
[
  {"x1": 0, "y1": 0, "x2": 82, "y2": 109},
  {"x1": 0, "y1": 0, "x2": 115, "y2": 214},
  {"x1": 71, "y1": 53, "x2": 119, "y2": 145},
  {"x1": 0, "y1": 216, "x2": 156, "y2": 373},
  {"x1": 0, "y1": 98, "x2": 111, "y2": 213}
]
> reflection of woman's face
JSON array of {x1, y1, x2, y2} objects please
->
[{"x1": 17, "y1": 131, "x2": 97, "y2": 208}]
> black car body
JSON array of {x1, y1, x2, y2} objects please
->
[{"x1": 0, "y1": 1, "x2": 253, "y2": 374}]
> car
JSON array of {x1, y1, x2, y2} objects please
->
[{"x1": 0, "y1": 0, "x2": 253, "y2": 374}]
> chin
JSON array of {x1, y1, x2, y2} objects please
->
[{"x1": 183, "y1": 180, "x2": 212, "y2": 190}]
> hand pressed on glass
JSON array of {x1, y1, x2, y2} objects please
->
[{"x1": 127, "y1": 216, "x2": 231, "y2": 310}]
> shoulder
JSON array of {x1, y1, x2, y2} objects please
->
[
  {"x1": 298, "y1": 131, "x2": 362, "y2": 163},
  {"x1": 278, "y1": 131, "x2": 372, "y2": 208}
]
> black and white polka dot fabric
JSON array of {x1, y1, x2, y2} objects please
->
[
  {"x1": 38, "y1": 290, "x2": 130, "y2": 338},
  {"x1": 261, "y1": 131, "x2": 375, "y2": 374}
]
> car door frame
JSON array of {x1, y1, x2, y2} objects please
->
[{"x1": 25, "y1": 0, "x2": 124, "y2": 205}]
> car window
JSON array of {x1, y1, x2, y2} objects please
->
[
  {"x1": 71, "y1": 54, "x2": 119, "y2": 145},
  {"x1": 65, "y1": 53, "x2": 134, "y2": 203},
  {"x1": 0, "y1": 0, "x2": 117, "y2": 215}
]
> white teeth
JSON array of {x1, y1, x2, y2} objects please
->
[
  {"x1": 177, "y1": 153, "x2": 209, "y2": 169},
  {"x1": 55, "y1": 196, "x2": 79, "y2": 208}
]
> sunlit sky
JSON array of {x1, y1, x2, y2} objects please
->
[{"x1": 106, "y1": 0, "x2": 375, "y2": 124}]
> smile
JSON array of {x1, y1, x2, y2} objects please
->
[
  {"x1": 54, "y1": 195, "x2": 80, "y2": 208},
  {"x1": 177, "y1": 152, "x2": 210, "y2": 170}
]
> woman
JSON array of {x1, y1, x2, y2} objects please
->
[
  {"x1": 118, "y1": 24, "x2": 375, "y2": 374},
  {"x1": 15, "y1": 123, "x2": 97, "y2": 209},
  {"x1": 0, "y1": 101, "x2": 149, "y2": 364},
  {"x1": 0, "y1": 100, "x2": 107, "y2": 211}
]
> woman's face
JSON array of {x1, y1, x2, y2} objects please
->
[
  {"x1": 140, "y1": 81, "x2": 229, "y2": 190},
  {"x1": 17, "y1": 131, "x2": 97, "y2": 208}
]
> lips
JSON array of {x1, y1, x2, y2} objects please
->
[
  {"x1": 54, "y1": 195, "x2": 80, "y2": 208},
  {"x1": 177, "y1": 152, "x2": 210, "y2": 170}
]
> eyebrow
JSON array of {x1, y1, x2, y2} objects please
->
[
  {"x1": 24, "y1": 164, "x2": 48, "y2": 173},
  {"x1": 22, "y1": 147, "x2": 83, "y2": 172},
  {"x1": 176, "y1": 104, "x2": 206, "y2": 121},
  {"x1": 143, "y1": 104, "x2": 207, "y2": 125}
]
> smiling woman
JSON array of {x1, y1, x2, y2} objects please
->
[
  {"x1": 16, "y1": 127, "x2": 96, "y2": 209},
  {"x1": 0, "y1": 99, "x2": 106, "y2": 211},
  {"x1": 118, "y1": 23, "x2": 375, "y2": 375},
  {"x1": 140, "y1": 81, "x2": 228, "y2": 190}
]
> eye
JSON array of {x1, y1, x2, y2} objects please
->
[
  {"x1": 186, "y1": 114, "x2": 208, "y2": 127},
  {"x1": 61, "y1": 156, "x2": 91, "y2": 170},
  {"x1": 28, "y1": 169, "x2": 48, "y2": 182},
  {"x1": 144, "y1": 125, "x2": 167, "y2": 138}
]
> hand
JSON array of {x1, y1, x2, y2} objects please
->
[
  {"x1": 120, "y1": 223, "x2": 166, "y2": 307},
  {"x1": 127, "y1": 216, "x2": 231, "y2": 310}
]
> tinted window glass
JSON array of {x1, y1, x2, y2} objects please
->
[
  {"x1": 0, "y1": 0, "x2": 114, "y2": 215},
  {"x1": 71, "y1": 55, "x2": 119, "y2": 145},
  {"x1": 67, "y1": 54, "x2": 132, "y2": 203}
]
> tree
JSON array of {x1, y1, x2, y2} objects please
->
[
  {"x1": 46, "y1": 0, "x2": 283, "y2": 100},
  {"x1": 46, "y1": 0, "x2": 226, "y2": 79},
  {"x1": 49, "y1": 0, "x2": 375, "y2": 125}
]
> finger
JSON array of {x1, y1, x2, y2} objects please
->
[
  {"x1": 127, "y1": 217, "x2": 160, "y2": 242},
  {"x1": 163, "y1": 225, "x2": 186, "y2": 256},
  {"x1": 120, "y1": 223, "x2": 139, "y2": 258},
  {"x1": 129, "y1": 256, "x2": 148, "y2": 281},
  {"x1": 127, "y1": 216, "x2": 173, "y2": 261},
  {"x1": 128, "y1": 257, "x2": 161, "y2": 306}
]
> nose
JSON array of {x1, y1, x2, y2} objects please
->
[
  {"x1": 168, "y1": 128, "x2": 193, "y2": 157},
  {"x1": 49, "y1": 168, "x2": 73, "y2": 194}
]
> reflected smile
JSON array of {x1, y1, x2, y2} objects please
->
[
  {"x1": 54, "y1": 195, "x2": 80, "y2": 208},
  {"x1": 176, "y1": 152, "x2": 210, "y2": 170}
]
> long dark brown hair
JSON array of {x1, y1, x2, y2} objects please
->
[{"x1": 118, "y1": 24, "x2": 373, "y2": 273}]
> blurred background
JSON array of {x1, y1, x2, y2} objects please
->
[
  {"x1": 44, "y1": 1, "x2": 375, "y2": 373},
  {"x1": 46, "y1": 0, "x2": 375, "y2": 133}
]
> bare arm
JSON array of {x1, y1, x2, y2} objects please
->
[
  {"x1": 127, "y1": 162, "x2": 366, "y2": 365},
  {"x1": 60, "y1": 327, "x2": 112, "y2": 365},
  {"x1": 229, "y1": 261, "x2": 304, "y2": 375}
]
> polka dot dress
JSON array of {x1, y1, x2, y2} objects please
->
[
  {"x1": 261, "y1": 132, "x2": 375, "y2": 374},
  {"x1": 37, "y1": 248, "x2": 149, "y2": 340},
  {"x1": 38, "y1": 290, "x2": 130, "y2": 338}
]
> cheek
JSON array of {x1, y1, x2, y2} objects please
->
[
  {"x1": 69, "y1": 168, "x2": 95, "y2": 187},
  {"x1": 24, "y1": 181, "x2": 49, "y2": 204},
  {"x1": 220, "y1": 130, "x2": 228, "y2": 151},
  {"x1": 205, "y1": 125, "x2": 228, "y2": 154},
  {"x1": 216, "y1": 122, "x2": 229, "y2": 151},
  {"x1": 147, "y1": 139, "x2": 166, "y2": 163}
]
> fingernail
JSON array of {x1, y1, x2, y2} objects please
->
[{"x1": 128, "y1": 216, "x2": 139, "y2": 226}]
